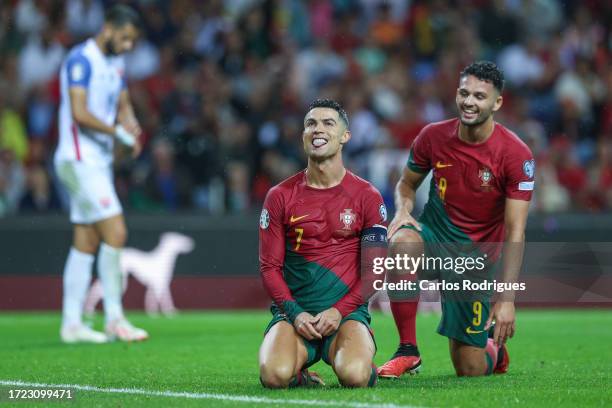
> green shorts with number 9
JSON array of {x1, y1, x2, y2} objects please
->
[{"x1": 399, "y1": 222, "x2": 496, "y2": 348}]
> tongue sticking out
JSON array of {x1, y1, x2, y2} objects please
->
[{"x1": 313, "y1": 138, "x2": 327, "y2": 147}]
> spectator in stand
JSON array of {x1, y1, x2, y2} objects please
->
[
  {"x1": 19, "y1": 164, "x2": 61, "y2": 212},
  {"x1": 18, "y1": 26, "x2": 65, "y2": 93},
  {"x1": 0, "y1": 83, "x2": 29, "y2": 163},
  {"x1": 143, "y1": 137, "x2": 193, "y2": 211},
  {"x1": 0, "y1": 149, "x2": 25, "y2": 216},
  {"x1": 0, "y1": 0, "x2": 609, "y2": 214},
  {"x1": 65, "y1": 0, "x2": 104, "y2": 41}
]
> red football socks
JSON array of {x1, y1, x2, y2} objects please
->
[
  {"x1": 390, "y1": 299, "x2": 419, "y2": 345},
  {"x1": 484, "y1": 338, "x2": 499, "y2": 375}
]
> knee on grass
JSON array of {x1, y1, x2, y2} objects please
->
[
  {"x1": 335, "y1": 360, "x2": 373, "y2": 388},
  {"x1": 259, "y1": 363, "x2": 294, "y2": 388},
  {"x1": 453, "y1": 360, "x2": 487, "y2": 377}
]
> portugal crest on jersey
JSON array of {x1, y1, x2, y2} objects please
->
[
  {"x1": 479, "y1": 167, "x2": 494, "y2": 191},
  {"x1": 340, "y1": 209, "x2": 356, "y2": 230}
]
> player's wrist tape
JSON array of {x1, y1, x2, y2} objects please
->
[
  {"x1": 114, "y1": 125, "x2": 136, "y2": 147},
  {"x1": 282, "y1": 300, "x2": 305, "y2": 324}
]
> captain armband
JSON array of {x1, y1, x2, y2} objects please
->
[{"x1": 361, "y1": 224, "x2": 388, "y2": 244}]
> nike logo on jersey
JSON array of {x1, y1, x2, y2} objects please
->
[
  {"x1": 290, "y1": 214, "x2": 309, "y2": 223},
  {"x1": 465, "y1": 327, "x2": 484, "y2": 334},
  {"x1": 435, "y1": 161, "x2": 453, "y2": 169}
]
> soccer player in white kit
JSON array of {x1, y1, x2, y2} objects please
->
[{"x1": 54, "y1": 5, "x2": 148, "y2": 343}]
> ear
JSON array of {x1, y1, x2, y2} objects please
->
[
  {"x1": 492, "y1": 94, "x2": 503, "y2": 112},
  {"x1": 101, "y1": 23, "x2": 113, "y2": 38},
  {"x1": 340, "y1": 129, "x2": 351, "y2": 145}
]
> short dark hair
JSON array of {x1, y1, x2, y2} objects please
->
[
  {"x1": 307, "y1": 99, "x2": 349, "y2": 127},
  {"x1": 105, "y1": 4, "x2": 142, "y2": 30},
  {"x1": 460, "y1": 61, "x2": 505, "y2": 93}
]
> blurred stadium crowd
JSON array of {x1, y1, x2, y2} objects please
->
[{"x1": 0, "y1": 0, "x2": 610, "y2": 216}]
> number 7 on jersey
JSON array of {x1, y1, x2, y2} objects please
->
[{"x1": 294, "y1": 228, "x2": 304, "y2": 250}]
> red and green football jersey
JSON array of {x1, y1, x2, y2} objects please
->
[
  {"x1": 408, "y1": 118, "x2": 535, "y2": 243},
  {"x1": 259, "y1": 170, "x2": 387, "y2": 322}
]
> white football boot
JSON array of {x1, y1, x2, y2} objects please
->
[
  {"x1": 61, "y1": 325, "x2": 108, "y2": 344},
  {"x1": 105, "y1": 318, "x2": 149, "y2": 342}
]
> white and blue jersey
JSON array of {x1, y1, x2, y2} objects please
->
[{"x1": 55, "y1": 38, "x2": 127, "y2": 167}]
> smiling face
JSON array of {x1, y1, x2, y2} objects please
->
[
  {"x1": 302, "y1": 107, "x2": 350, "y2": 162},
  {"x1": 456, "y1": 75, "x2": 503, "y2": 127}
]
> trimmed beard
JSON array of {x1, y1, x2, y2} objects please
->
[
  {"x1": 459, "y1": 111, "x2": 490, "y2": 127},
  {"x1": 105, "y1": 39, "x2": 118, "y2": 56}
]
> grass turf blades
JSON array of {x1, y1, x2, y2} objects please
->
[{"x1": 0, "y1": 310, "x2": 610, "y2": 407}]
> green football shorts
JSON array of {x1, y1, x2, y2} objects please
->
[
  {"x1": 398, "y1": 224, "x2": 497, "y2": 348},
  {"x1": 264, "y1": 303, "x2": 376, "y2": 367}
]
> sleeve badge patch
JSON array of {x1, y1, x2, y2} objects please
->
[
  {"x1": 379, "y1": 204, "x2": 387, "y2": 222},
  {"x1": 523, "y1": 160, "x2": 535, "y2": 179},
  {"x1": 260, "y1": 209, "x2": 270, "y2": 229},
  {"x1": 70, "y1": 63, "x2": 84, "y2": 82}
]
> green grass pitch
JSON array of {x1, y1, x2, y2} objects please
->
[{"x1": 1, "y1": 310, "x2": 611, "y2": 407}]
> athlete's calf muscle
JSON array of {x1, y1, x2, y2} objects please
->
[{"x1": 449, "y1": 339, "x2": 488, "y2": 376}]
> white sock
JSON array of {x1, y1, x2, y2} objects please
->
[
  {"x1": 62, "y1": 247, "x2": 94, "y2": 328},
  {"x1": 98, "y1": 242, "x2": 124, "y2": 324}
]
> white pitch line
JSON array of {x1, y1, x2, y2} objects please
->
[{"x1": 0, "y1": 380, "x2": 422, "y2": 408}]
